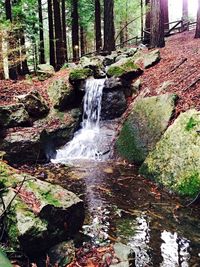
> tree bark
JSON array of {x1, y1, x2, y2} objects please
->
[
  {"x1": 38, "y1": 0, "x2": 45, "y2": 64},
  {"x1": 0, "y1": 31, "x2": 4, "y2": 79},
  {"x1": 5, "y1": 0, "x2": 18, "y2": 80},
  {"x1": 20, "y1": 29, "x2": 29, "y2": 75},
  {"x1": 61, "y1": 0, "x2": 68, "y2": 61},
  {"x1": 53, "y1": 0, "x2": 65, "y2": 70},
  {"x1": 103, "y1": 0, "x2": 115, "y2": 53},
  {"x1": 95, "y1": 0, "x2": 102, "y2": 52},
  {"x1": 182, "y1": 0, "x2": 188, "y2": 22},
  {"x1": 48, "y1": 0, "x2": 56, "y2": 68},
  {"x1": 163, "y1": 0, "x2": 169, "y2": 30},
  {"x1": 150, "y1": 0, "x2": 165, "y2": 48},
  {"x1": 71, "y1": 0, "x2": 79, "y2": 61},
  {"x1": 144, "y1": 0, "x2": 150, "y2": 44},
  {"x1": 195, "y1": 0, "x2": 200, "y2": 38}
]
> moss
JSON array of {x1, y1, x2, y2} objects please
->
[
  {"x1": 41, "y1": 191, "x2": 61, "y2": 206},
  {"x1": 107, "y1": 59, "x2": 139, "y2": 78},
  {"x1": 176, "y1": 172, "x2": 200, "y2": 197},
  {"x1": 69, "y1": 68, "x2": 93, "y2": 81},
  {"x1": 6, "y1": 208, "x2": 20, "y2": 249},
  {"x1": 107, "y1": 66, "x2": 125, "y2": 77},
  {"x1": 185, "y1": 117, "x2": 198, "y2": 131}
]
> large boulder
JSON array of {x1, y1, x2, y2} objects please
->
[
  {"x1": 106, "y1": 58, "x2": 143, "y2": 80},
  {"x1": 37, "y1": 64, "x2": 55, "y2": 81},
  {"x1": 101, "y1": 77, "x2": 127, "y2": 120},
  {"x1": 17, "y1": 90, "x2": 49, "y2": 118},
  {"x1": 69, "y1": 68, "x2": 93, "y2": 87},
  {"x1": 80, "y1": 56, "x2": 106, "y2": 78},
  {"x1": 0, "y1": 104, "x2": 30, "y2": 128},
  {"x1": 0, "y1": 109, "x2": 81, "y2": 163},
  {"x1": 116, "y1": 94, "x2": 177, "y2": 164},
  {"x1": 140, "y1": 109, "x2": 200, "y2": 197},
  {"x1": 0, "y1": 164, "x2": 84, "y2": 254},
  {"x1": 48, "y1": 79, "x2": 80, "y2": 111},
  {"x1": 134, "y1": 49, "x2": 161, "y2": 69}
]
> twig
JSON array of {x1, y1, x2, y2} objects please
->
[
  {"x1": 168, "y1": 57, "x2": 187, "y2": 74},
  {"x1": 183, "y1": 77, "x2": 200, "y2": 91}
]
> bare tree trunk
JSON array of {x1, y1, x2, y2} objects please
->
[
  {"x1": 95, "y1": 0, "x2": 102, "y2": 52},
  {"x1": 71, "y1": 0, "x2": 79, "y2": 61},
  {"x1": 61, "y1": 0, "x2": 68, "y2": 61},
  {"x1": 120, "y1": 23, "x2": 125, "y2": 48},
  {"x1": 38, "y1": 0, "x2": 45, "y2": 64},
  {"x1": 195, "y1": 0, "x2": 200, "y2": 38},
  {"x1": 20, "y1": 29, "x2": 29, "y2": 75},
  {"x1": 48, "y1": 0, "x2": 56, "y2": 68},
  {"x1": 0, "y1": 31, "x2": 4, "y2": 79},
  {"x1": 53, "y1": 0, "x2": 65, "y2": 70},
  {"x1": 144, "y1": 0, "x2": 150, "y2": 44},
  {"x1": 141, "y1": 0, "x2": 144, "y2": 40},
  {"x1": 5, "y1": 0, "x2": 18, "y2": 80},
  {"x1": 163, "y1": 0, "x2": 169, "y2": 30},
  {"x1": 150, "y1": 0, "x2": 165, "y2": 48},
  {"x1": 182, "y1": 0, "x2": 188, "y2": 22},
  {"x1": 103, "y1": 0, "x2": 115, "y2": 53},
  {"x1": 80, "y1": 26, "x2": 86, "y2": 56}
]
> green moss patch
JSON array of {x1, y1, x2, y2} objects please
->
[{"x1": 69, "y1": 68, "x2": 93, "y2": 81}]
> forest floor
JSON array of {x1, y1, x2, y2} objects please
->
[{"x1": 0, "y1": 30, "x2": 200, "y2": 116}]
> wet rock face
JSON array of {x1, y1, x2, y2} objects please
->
[
  {"x1": 0, "y1": 167, "x2": 84, "y2": 255},
  {"x1": 17, "y1": 90, "x2": 49, "y2": 118},
  {"x1": 101, "y1": 77, "x2": 127, "y2": 120},
  {"x1": 0, "y1": 104, "x2": 30, "y2": 128},
  {"x1": 116, "y1": 94, "x2": 177, "y2": 164},
  {"x1": 140, "y1": 109, "x2": 200, "y2": 197}
]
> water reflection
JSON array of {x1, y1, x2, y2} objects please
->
[{"x1": 160, "y1": 230, "x2": 190, "y2": 267}]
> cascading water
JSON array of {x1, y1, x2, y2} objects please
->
[{"x1": 52, "y1": 78, "x2": 106, "y2": 163}]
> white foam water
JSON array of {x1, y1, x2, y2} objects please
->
[{"x1": 51, "y1": 78, "x2": 105, "y2": 163}]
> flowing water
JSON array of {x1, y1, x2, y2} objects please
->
[{"x1": 40, "y1": 78, "x2": 200, "y2": 266}]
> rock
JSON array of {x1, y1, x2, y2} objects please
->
[
  {"x1": 143, "y1": 49, "x2": 161, "y2": 68},
  {"x1": 140, "y1": 109, "x2": 200, "y2": 197},
  {"x1": 110, "y1": 243, "x2": 134, "y2": 267},
  {"x1": 80, "y1": 56, "x2": 106, "y2": 79},
  {"x1": 156, "y1": 80, "x2": 174, "y2": 94},
  {"x1": 0, "y1": 104, "x2": 30, "y2": 128},
  {"x1": 0, "y1": 166, "x2": 84, "y2": 254},
  {"x1": 131, "y1": 79, "x2": 141, "y2": 95},
  {"x1": 103, "y1": 54, "x2": 116, "y2": 66},
  {"x1": 124, "y1": 47, "x2": 138, "y2": 57},
  {"x1": 116, "y1": 94, "x2": 177, "y2": 164},
  {"x1": 17, "y1": 90, "x2": 49, "y2": 118},
  {"x1": 48, "y1": 79, "x2": 79, "y2": 111},
  {"x1": 69, "y1": 68, "x2": 93, "y2": 87},
  {"x1": 0, "y1": 109, "x2": 81, "y2": 164},
  {"x1": 48, "y1": 241, "x2": 75, "y2": 267},
  {"x1": 107, "y1": 57, "x2": 143, "y2": 80},
  {"x1": 0, "y1": 250, "x2": 12, "y2": 266},
  {"x1": 115, "y1": 54, "x2": 128, "y2": 63},
  {"x1": 37, "y1": 64, "x2": 55, "y2": 80},
  {"x1": 101, "y1": 78, "x2": 127, "y2": 120}
]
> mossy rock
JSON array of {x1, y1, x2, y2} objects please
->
[
  {"x1": 116, "y1": 94, "x2": 177, "y2": 164},
  {"x1": 0, "y1": 250, "x2": 12, "y2": 267},
  {"x1": 48, "y1": 79, "x2": 76, "y2": 111},
  {"x1": 69, "y1": 68, "x2": 93, "y2": 85},
  {"x1": 140, "y1": 109, "x2": 200, "y2": 197},
  {"x1": 107, "y1": 58, "x2": 143, "y2": 80}
]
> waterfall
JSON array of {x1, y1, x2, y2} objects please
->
[{"x1": 51, "y1": 78, "x2": 105, "y2": 163}]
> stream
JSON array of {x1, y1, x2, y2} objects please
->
[{"x1": 24, "y1": 78, "x2": 200, "y2": 266}]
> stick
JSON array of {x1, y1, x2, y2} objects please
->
[
  {"x1": 183, "y1": 77, "x2": 200, "y2": 91},
  {"x1": 168, "y1": 57, "x2": 187, "y2": 74}
]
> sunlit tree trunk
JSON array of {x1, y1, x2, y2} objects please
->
[
  {"x1": 20, "y1": 29, "x2": 29, "y2": 75},
  {"x1": 0, "y1": 31, "x2": 4, "y2": 79},
  {"x1": 150, "y1": 0, "x2": 165, "y2": 48},
  {"x1": 38, "y1": 0, "x2": 45, "y2": 64},
  {"x1": 61, "y1": 0, "x2": 68, "y2": 61},
  {"x1": 163, "y1": 0, "x2": 169, "y2": 30},
  {"x1": 182, "y1": 0, "x2": 188, "y2": 22},
  {"x1": 195, "y1": 0, "x2": 200, "y2": 38},
  {"x1": 71, "y1": 0, "x2": 79, "y2": 61},
  {"x1": 144, "y1": 0, "x2": 150, "y2": 44},
  {"x1": 103, "y1": 0, "x2": 115, "y2": 53},
  {"x1": 95, "y1": 0, "x2": 102, "y2": 52}
]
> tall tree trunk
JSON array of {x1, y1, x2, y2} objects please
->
[
  {"x1": 80, "y1": 26, "x2": 86, "y2": 56},
  {"x1": 119, "y1": 23, "x2": 125, "y2": 48},
  {"x1": 20, "y1": 29, "x2": 29, "y2": 75},
  {"x1": 182, "y1": 0, "x2": 188, "y2": 21},
  {"x1": 195, "y1": 0, "x2": 200, "y2": 38},
  {"x1": 38, "y1": 0, "x2": 45, "y2": 64},
  {"x1": 163, "y1": 0, "x2": 169, "y2": 30},
  {"x1": 5, "y1": 0, "x2": 18, "y2": 80},
  {"x1": 150, "y1": 0, "x2": 165, "y2": 48},
  {"x1": 144, "y1": 0, "x2": 150, "y2": 44},
  {"x1": 141, "y1": 0, "x2": 144, "y2": 40},
  {"x1": 103, "y1": 0, "x2": 115, "y2": 53},
  {"x1": 71, "y1": 0, "x2": 79, "y2": 61},
  {"x1": 95, "y1": 0, "x2": 102, "y2": 52},
  {"x1": 61, "y1": 0, "x2": 68, "y2": 61},
  {"x1": 48, "y1": 0, "x2": 56, "y2": 68},
  {"x1": 0, "y1": 31, "x2": 4, "y2": 79},
  {"x1": 53, "y1": 0, "x2": 65, "y2": 70}
]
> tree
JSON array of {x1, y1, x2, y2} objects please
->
[
  {"x1": 103, "y1": 0, "x2": 115, "y2": 53},
  {"x1": 48, "y1": 0, "x2": 56, "y2": 67},
  {"x1": 38, "y1": 0, "x2": 45, "y2": 64},
  {"x1": 143, "y1": 0, "x2": 151, "y2": 44},
  {"x1": 163, "y1": 0, "x2": 169, "y2": 30},
  {"x1": 61, "y1": 0, "x2": 68, "y2": 61},
  {"x1": 182, "y1": 0, "x2": 188, "y2": 22},
  {"x1": 195, "y1": 0, "x2": 200, "y2": 38},
  {"x1": 95, "y1": 0, "x2": 102, "y2": 52},
  {"x1": 71, "y1": 0, "x2": 79, "y2": 61},
  {"x1": 150, "y1": 0, "x2": 165, "y2": 48}
]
